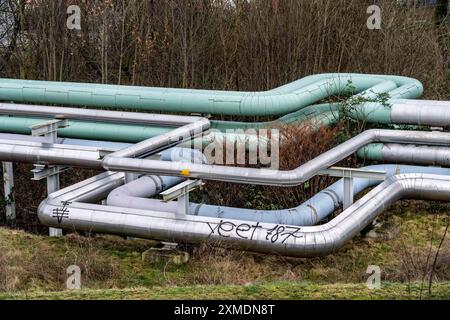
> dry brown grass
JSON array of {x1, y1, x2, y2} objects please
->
[{"x1": 0, "y1": 230, "x2": 121, "y2": 292}]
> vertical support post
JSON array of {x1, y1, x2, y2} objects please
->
[
  {"x1": 319, "y1": 167, "x2": 385, "y2": 211},
  {"x1": 45, "y1": 129, "x2": 62, "y2": 237},
  {"x1": 2, "y1": 162, "x2": 16, "y2": 225},
  {"x1": 177, "y1": 194, "x2": 189, "y2": 215},
  {"x1": 47, "y1": 175, "x2": 62, "y2": 237},
  {"x1": 161, "y1": 179, "x2": 203, "y2": 216},
  {"x1": 343, "y1": 176, "x2": 354, "y2": 210},
  {"x1": 32, "y1": 119, "x2": 68, "y2": 237}
]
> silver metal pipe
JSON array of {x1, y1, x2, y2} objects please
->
[
  {"x1": 382, "y1": 144, "x2": 450, "y2": 166},
  {"x1": 0, "y1": 133, "x2": 132, "y2": 150},
  {"x1": 0, "y1": 139, "x2": 103, "y2": 168},
  {"x1": 107, "y1": 165, "x2": 450, "y2": 226},
  {"x1": 105, "y1": 117, "x2": 210, "y2": 159},
  {"x1": 37, "y1": 173, "x2": 450, "y2": 257},
  {"x1": 103, "y1": 129, "x2": 450, "y2": 186},
  {"x1": 391, "y1": 100, "x2": 450, "y2": 127},
  {"x1": 0, "y1": 103, "x2": 203, "y2": 126}
]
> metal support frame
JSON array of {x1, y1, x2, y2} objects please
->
[
  {"x1": 31, "y1": 118, "x2": 68, "y2": 237},
  {"x1": 2, "y1": 162, "x2": 15, "y2": 224},
  {"x1": 318, "y1": 166, "x2": 386, "y2": 210},
  {"x1": 31, "y1": 165, "x2": 70, "y2": 181},
  {"x1": 161, "y1": 179, "x2": 204, "y2": 215}
]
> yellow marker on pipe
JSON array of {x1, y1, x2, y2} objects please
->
[{"x1": 181, "y1": 169, "x2": 190, "y2": 176}]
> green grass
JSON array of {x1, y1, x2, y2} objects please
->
[
  {"x1": 1, "y1": 281, "x2": 449, "y2": 300},
  {"x1": 0, "y1": 200, "x2": 449, "y2": 299}
]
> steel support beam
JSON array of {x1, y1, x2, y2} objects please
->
[
  {"x1": 32, "y1": 119, "x2": 68, "y2": 237},
  {"x1": 319, "y1": 166, "x2": 386, "y2": 210},
  {"x1": 161, "y1": 179, "x2": 204, "y2": 215}
]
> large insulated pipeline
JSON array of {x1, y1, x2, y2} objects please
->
[
  {"x1": 0, "y1": 103, "x2": 265, "y2": 148},
  {"x1": 0, "y1": 74, "x2": 422, "y2": 116},
  {"x1": 0, "y1": 76, "x2": 447, "y2": 149},
  {"x1": 102, "y1": 129, "x2": 450, "y2": 186},
  {"x1": 358, "y1": 143, "x2": 450, "y2": 166},
  {"x1": 1, "y1": 98, "x2": 449, "y2": 146},
  {"x1": 1, "y1": 128, "x2": 449, "y2": 191},
  {"x1": 0, "y1": 116, "x2": 210, "y2": 168},
  {"x1": 0, "y1": 74, "x2": 427, "y2": 140},
  {"x1": 106, "y1": 164, "x2": 450, "y2": 226},
  {"x1": 0, "y1": 138, "x2": 104, "y2": 168},
  {"x1": 37, "y1": 173, "x2": 450, "y2": 257},
  {"x1": 0, "y1": 132, "x2": 132, "y2": 150}
]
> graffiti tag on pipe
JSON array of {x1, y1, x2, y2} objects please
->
[
  {"x1": 207, "y1": 220, "x2": 303, "y2": 244},
  {"x1": 52, "y1": 201, "x2": 71, "y2": 224}
]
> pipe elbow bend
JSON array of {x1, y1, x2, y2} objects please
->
[{"x1": 37, "y1": 200, "x2": 53, "y2": 225}]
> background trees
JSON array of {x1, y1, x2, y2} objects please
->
[{"x1": 0, "y1": 0, "x2": 448, "y2": 99}]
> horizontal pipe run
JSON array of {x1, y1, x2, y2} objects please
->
[
  {"x1": 358, "y1": 143, "x2": 450, "y2": 166},
  {"x1": 0, "y1": 139, "x2": 103, "y2": 168},
  {"x1": 38, "y1": 173, "x2": 450, "y2": 257},
  {"x1": 0, "y1": 115, "x2": 175, "y2": 143},
  {"x1": 102, "y1": 129, "x2": 450, "y2": 186},
  {"x1": 0, "y1": 116, "x2": 265, "y2": 149},
  {"x1": 1, "y1": 98, "x2": 449, "y2": 141},
  {"x1": 391, "y1": 99, "x2": 450, "y2": 127},
  {"x1": 0, "y1": 103, "x2": 203, "y2": 126},
  {"x1": 0, "y1": 133, "x2": 132, "y2": 150},
  {"x1": 0, "y1": 74, "x2": 423, "y2": 116}
]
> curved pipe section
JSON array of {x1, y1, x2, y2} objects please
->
[
  {"x1": 37, "y1": 173, "x2": 450, "y2": 257},
  {"x1": 0, "y1": 74, "x2": 422, "y2": 116},
  {"x1": 107, "y1": 164, "x2": 450, "y2": 226},
  {"x1": 103, "y1": 129, "x2": 450, "y2": 186}
]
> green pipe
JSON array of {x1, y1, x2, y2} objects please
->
[
  {"x1": 0, "y1": 116, "x2": 266, "y2": 149},
  {"x1": 211, "y1": 78, "x2": 417, "y2": 131},
  {"x1": 0, "y1": 116, "x2": 174, "y2": 143},
  {"x1": 0, "y1": 74, "x2": 422, "y2": 116}
]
